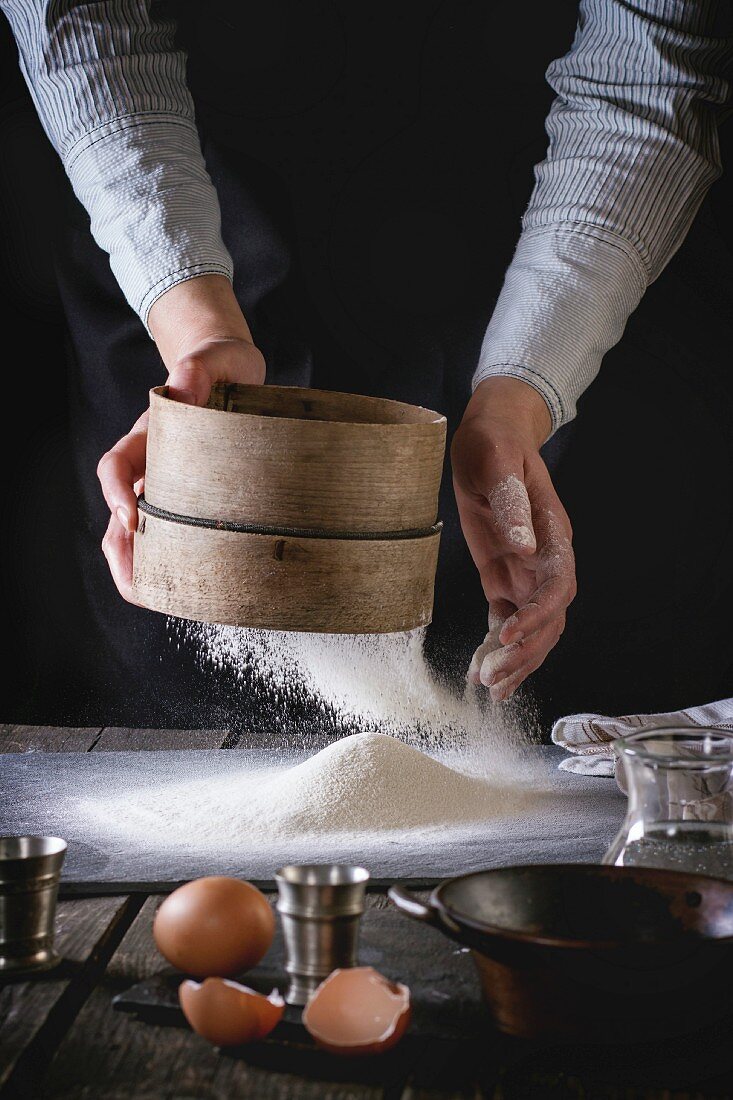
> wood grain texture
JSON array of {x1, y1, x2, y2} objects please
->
[
  {"x1": 94, "y1": 729, "x2": 229, "y2": 751},
  {"x1": 94, "y1": 888, "x2": 732, "y2": 1100},
  {"x1": 0, "y1": 726, "x2": 102, "y2": 753},
  {"x1": 133, "y1": 512, "x2": 441, "y2": 633},
  {"x1": 43, "y1": 897, "x2": 386, "y2": 1100},
  {"x1": 146, "y1": 382, "x2": 446, "y2": 533},
  {"x1": 0, "y1": 896, "x2": 138, "y2": 1094},
  {"x1": 3, "y1": 730, "x2": 724, "y2": 1099},
  {"x1": 400, "y1": 1041, "x2": 485, "y2": 1100},
  {"x1": 46, "y1": 1011, "x2": 387, "y2": 1100}
]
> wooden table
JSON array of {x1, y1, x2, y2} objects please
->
[{"x1": 1, "y1": 726, "x2": 731, "y2": 1100}]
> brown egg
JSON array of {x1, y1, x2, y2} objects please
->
[
  {"x1": 179, "y1": 978, "x2": 285, "y2": 1047},
  {"x1": 153, "y1": 876, "x2": 275, "y2": 977},
  {"x1": 303, "y1": 967, "x2": 411, "y2": 1056}
]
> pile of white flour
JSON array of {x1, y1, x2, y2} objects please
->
[
  {"x1": 87, "y1": 623, "x2": 546, "y2": 848},
  {"x1": 241, "y1": 732, "x2": 506, "y2": 834},
  {"x1": 79, "y1": 730, "x2": 548, "y2": 853}
]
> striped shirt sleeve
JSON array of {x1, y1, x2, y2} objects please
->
[
  {"x1": 474, "y1": 0, "x2": 732, "y2": 432},
  {"x1": 0, "y1": 0, "x2": 233, "y2": 330}
]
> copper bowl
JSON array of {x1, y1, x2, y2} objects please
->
[{"x1": 390, "y1": 864, "x2": 733, "y2": 1042}]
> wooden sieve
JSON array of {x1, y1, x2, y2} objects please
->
[{"x1": 132, "y1": 383, "x2": 447, "y2": 633}]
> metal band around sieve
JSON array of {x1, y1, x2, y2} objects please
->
[{"x1": 137, "y1": 497, "x2": 442, "y2": 541}]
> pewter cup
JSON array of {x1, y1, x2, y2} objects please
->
[
  {"x1": 0, "y1": 836, "x2": 67, "y2": 974},
  {"x1": 275, "y1": 863, "x2": 369, "y2": 1005}
]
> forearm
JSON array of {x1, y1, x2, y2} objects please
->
[
  {"x1": 474, "y1": 225, "x2": 646, "y2": 430},
  {"x1": 1, "y1": 0, "x2": 232, "y2": 329},
  {"x1": 148, "y1": 275, "x2": 257, "y2": 369},
  {"x1": 463, "y1": 377, "x2": 551, "y2": 449},
  {"x1": 476, "y1": 0, "x2": 730, "y2": 432},
  {"x1": 68, "y1": 118, "x2": 232, "y2": 326}
]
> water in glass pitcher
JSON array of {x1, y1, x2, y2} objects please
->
[{"x1": 618, "y1": 821, "x2": 733, "y2": 880}]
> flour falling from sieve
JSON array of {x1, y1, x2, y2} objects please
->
[
  {"x1": 171, "y1": 620, "x2": 537, "y2": 765},
  {"x1": 141, "y1": 620, "x2": 546, "y2": 846}
]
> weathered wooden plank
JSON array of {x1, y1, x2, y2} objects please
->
[
  {"x1": 105, "y1": 890, "x2": 485, "y2": 1100},
  {"x1": 47, "y1": 1012, "x2": 388, "y2": 1099},
  {"x1": 103, "y1": 896, "x2": 171, "y2": 982},
  {"x1": 364, "y1": 893, "x2": 395, "y2": 910},
  {"x1": 229, "y1": 729, "x2": 284, "y2": 750},
  {"x1": 401, "y1": 1024, "x2": 733, "y2": 1100},
  {"x1": 489, "y1": 1034, "x2": 733, "y2": 1100},
  {"x1": 400, "y1": 1044, "x2": 483, "y2": 1100},
  {"x1": 0, "y1": 725, "x2": 102, "y2": 753},
  {"x1": 0, "y1": 896, "x2": 140, "y2": 1095},
  {"x1": 93, "y1": 728, "x2": 229, "y2": 751},
  {"x1": 0, "y1": 726, "x2": 228, "y2": 754},
  {"x1": 43, "y1": 897, "x2": 387, "y2": 1099}
]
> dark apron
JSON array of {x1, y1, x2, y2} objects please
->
[{"x1": 39, "y1": 1, "x2": 733, "y2": 729}]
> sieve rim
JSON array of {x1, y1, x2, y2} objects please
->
[{"x1": 137, "y1": 497, "x2": 442, "y2": 541}]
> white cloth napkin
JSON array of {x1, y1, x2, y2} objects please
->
[{"x1": 551, "y1": 698, "x2": 733, "y2": 777}]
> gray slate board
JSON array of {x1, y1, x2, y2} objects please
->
[
  {"x1": 113, "y1": 905, "x2": 484, "y2": 1040},
  {"x1": 0, "y1": 746, "x2": 625, "y2": 890}
]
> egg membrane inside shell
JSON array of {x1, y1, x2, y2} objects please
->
[{"x1": 303, "y1": 967, "x2": 411, "y2": 1055}]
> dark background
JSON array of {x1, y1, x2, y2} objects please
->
[{"x1": 1, "y1": 1, "x2": 732, "y2": 733}]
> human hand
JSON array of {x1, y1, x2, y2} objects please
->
[
  {"x1": 451, "y1": 377, "x2": 576, "y2": 702},
  {"x1": 97, "y1": 275, "x2": 266, "y2": 601}
]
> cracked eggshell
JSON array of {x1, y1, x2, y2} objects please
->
[
  {"x1": 303, "y1": 966, "x2": 411, "y2": 1056},
  {"x1": 179, "y1": 977, "x2": 285, "y2": 1046}
]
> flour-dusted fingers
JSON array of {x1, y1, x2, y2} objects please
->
[
  {"x1": 499, "y1": 461, "x2": 575, "y2": 646},
  {"x1": 486, "y1": 472, "x2": 537, "y2": 554},
  {"x1": 452, "y1": 450, "x2": 538, "y2": 581},
  {"x1": 489, "y1": 631, "x2": 562, "y2": 702},
  {"x1": 499, "y1": 565, "x2": 575, "y2": 646},
  {"x1": 101, "y1": 513, "x2": 141, "y2": 604},
  {"x1": 467, "y1": 600, "x2": 515, "y2": 684},
  {"x1": 96, "y1": 409, "x2": 149, "y2": 533},
  {"x1": 482, "y1": 614, "x2": 566, "y2": 689}
]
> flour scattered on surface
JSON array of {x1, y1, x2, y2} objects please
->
[{"x1": 79, "y1": 730, "x2": 547, "y2": 852}]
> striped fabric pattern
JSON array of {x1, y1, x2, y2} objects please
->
[
  {"x1": 475, "y1": 0, "x2": 731, "y2": 430},
  {"x1": 1, "y1": 1, "x2": 731, "y2": 411},
  {"x1": 1, "y1": 0, "x2": 232, "y2": 328},
  {"x1": 67, "y1": 117, "x2": 232, "y2": 324},
  {"x1": 475, "y1": 225, "x2": 647, "y2": 428}
]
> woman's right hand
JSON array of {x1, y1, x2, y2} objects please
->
[{"x1": 96, "y1": 275, "x2": 266, "y2": 602}]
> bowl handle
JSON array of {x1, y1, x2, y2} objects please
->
[{"x1": 388, "y1": 885, "x2": 442, "y2": 927}]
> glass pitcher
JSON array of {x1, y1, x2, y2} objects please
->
[{"x1": 603, "y1": 727, "x2": 733, "y2": 879}]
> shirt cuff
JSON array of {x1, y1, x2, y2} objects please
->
[
  {"x1": 63, "y1": 114, "x2": 233, "y2": 333},
  {"x1": 473, "y1": 224, "x2": 647, "y2": 433}
]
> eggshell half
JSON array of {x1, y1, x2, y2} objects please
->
[
  {"x1": 303, "y1": 967, "x2": 411, "y2": 1056},
  {"x1": 179, "y1": 977, "x2": 285, "y2": 1047}
]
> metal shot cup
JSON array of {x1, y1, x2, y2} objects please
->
[
  {"x1": 275, "y1": 864, "x2": 370, "y2": 1005},
  {"x1": 0, "y1": 836, "x2": 67, "y2": 975}
]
